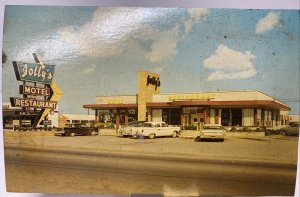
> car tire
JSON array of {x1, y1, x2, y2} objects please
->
[
  {"x1": 281, "y1": 130, "x2": 287, "y2": 136},
  {"x1": 70, "y1": 133, "x2": 75, "y2": 137},
  {"x1": 90, "y1": 131, "x2": 96, "y2": 136},
  {"x1": 149, "y1": 133, "x2": 155, "y2": 139},
  {"x1": 172, "y1": 131, "x2": 177, "y2": 138}
]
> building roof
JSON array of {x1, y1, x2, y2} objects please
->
[{"x1": 84, "y1": 90, "x2": 290, "y2": 111}]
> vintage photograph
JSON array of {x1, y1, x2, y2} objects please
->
[{"x1": 1, "y1": 5, "x2": 299, "y2": 196}]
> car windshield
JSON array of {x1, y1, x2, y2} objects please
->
[
  {"x1": 204, "y1": 126, "x2": 222, "y2": 130},
  {"x1": 127, "y1": 121, "x2": 145, "y2": 127},
  {"x1": 142, "y1": 123, "x2": 153, "y2": 127}
]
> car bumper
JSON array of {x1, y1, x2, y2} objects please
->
[
  {"x1": 54, "y1": 131, "x2": 66, "y2": 136},
  {"x1": 133, "y1": 133, "x2": 145, "y2": 138},
  {"x1": 120, "y1": 131, "x2": 133, "y2": 136},
  {"x1": 199, "y1": 133, "x2": 225, "y2": 140}
]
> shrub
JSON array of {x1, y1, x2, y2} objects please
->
[
  {"x1": 242, "y1": 127, "x2": 249, "y2": 132},
  {"x1": 95, "y1": 123, "x2": 105, "y2": 128},
  {"x1": 265, "y1": 129, "x2": 282, "y2": 136},
  {"x1": 230, "y1": 126, "x2": 238, "y2": 132},
  {"x1": 106, "y1": 123, "x2": 115, "y2": 129},
  {"x1": 183, "y1": 124, "x2": 197, "y2": 130}
]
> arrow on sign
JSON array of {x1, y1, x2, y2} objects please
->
[
  {"x1": 31, "y1": 53, "x2": 63, "y2": 127},
  {"x1": 36, "y1": 80, "x2": 62, "y2": 126}
]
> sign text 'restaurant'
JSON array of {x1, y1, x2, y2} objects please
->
[{"x1": 10, "y1": 98, "x2": 57, "y2": 109}]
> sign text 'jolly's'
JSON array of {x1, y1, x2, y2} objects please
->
[{"x1": 13, "y1": 61, "x2": 55, "y2": 84}]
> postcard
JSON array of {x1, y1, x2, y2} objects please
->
[{"x1": 1, "y1": 4, "x2": 299, "y2": 196}]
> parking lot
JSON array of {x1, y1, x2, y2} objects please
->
[{"x1": 4, "y1": 130, "x2": 299, "y2": 163}]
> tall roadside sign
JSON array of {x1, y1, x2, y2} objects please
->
[{"x1": 10, "y1": 53, "x2": 62, "y2": 128}]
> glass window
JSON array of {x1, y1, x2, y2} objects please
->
[
  {"x1": 210, "y1": 109, "x2": 215, "y2": 124},
  {"x1": 184, "y1": 114, "x2": 190, "y2": 125},
  {"x1": 257, "y1": 109, "x2": 261, "y2": 119},
  {"x1": 155, "y1": 123, "x2": 161, "y2": 127},
  {"x1": 197, "y1": 108, "x2": 204, "y2": 113},
  {"x1": 190, "y1": 107, "x2": 197, "y2": 114},
  {"x1": 242, "y1": 108, "x2": 254, "y2": 126},
  {"x1": 183, "y1": 107, "x2": 190, "y2": 114},
  {"x1": 162, "y1": 123, "x2": 168, "y2": 127}
]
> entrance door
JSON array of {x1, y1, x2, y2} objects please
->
[{"x1": 191, "y1": 114, "x2": 204, "y2": 130}]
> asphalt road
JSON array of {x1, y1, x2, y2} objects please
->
[{"x1": 4, "y1": 134, "x2": 299, "y2": 196}]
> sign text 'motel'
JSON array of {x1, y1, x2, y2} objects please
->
[
  {"x1": 20, "y1": 85, "x2": 51, "y2": 96},
  {"x1": 13, "y1": 61, "x2": 55, "y2": 84},
  {"x1": 10, "y1": 97, "x2": 57, "y2": 109}
]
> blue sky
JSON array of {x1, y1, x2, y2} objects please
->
[{"x1": 2, "y1": 6, "x2": 300, "y2": 114}]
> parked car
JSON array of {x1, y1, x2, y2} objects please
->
[
  {"x1": 133, "y1": 122, "x2": 181, "y2": 139},
  {"x1": 281, "y1": 122, "x2": 300, "y2": 136},
  {"x1": 55, "y1": 123, "x2": 99, "y2": 136},
  {"x1": 118, "y1": 121, "x2": 145, "y2": 137},
  {"x1": 195, "y1": 124, "x2": 226, "y2": 142}
]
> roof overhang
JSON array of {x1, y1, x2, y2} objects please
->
[
  {"x1": 169, "y1": 100, "x2": 290, "y2": 111},
  {"x1": 84, "y1": 100, "x2": 290, "y2": 111},
  {"x1": 148, "y1": 100, "x2": 290, "y2": 111},
  {"x1": 83, "y1": 103, "x2": 137, "y2": 109}
]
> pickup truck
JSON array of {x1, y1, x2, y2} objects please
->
[
  {"x1": 55, "y1": 123, "x2": 99, "y2": 136},
  {"x1": 133, "y1": 122, "x2": 181, "y2": 139}
]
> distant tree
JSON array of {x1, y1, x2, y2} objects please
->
[{"x1": 2, "y1": 50, "x2": 7, "y2": 64}]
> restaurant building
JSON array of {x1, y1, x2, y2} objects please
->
[{"x1": 83, "y1": 71, "x2": 291, "y2": 130}]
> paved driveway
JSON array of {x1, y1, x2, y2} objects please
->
[{"x1": 4, "y1": 133, "x2": 299, "y2": 163}]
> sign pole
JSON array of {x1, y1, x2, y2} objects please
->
[{"x1": 32, "y1": 53, "x2": 47, "y2": 129}]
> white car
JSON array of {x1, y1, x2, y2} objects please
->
[
  {"x1": 196, "y1": 124, "x2": 226, "y2": 142},
  {"x1": 118, "y1": 121, "x2": 145, "y2": 137},
  {"x1": 133, "y1": 122, "x2": 181, "y2": 139}
]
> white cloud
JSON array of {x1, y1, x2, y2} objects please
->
[
  {"x1": 57, "y1": 7, "x2": 208, "y2": 62},
  {"x1": 145, "y1": 25, "x2": 179, "y2": 63},
  {"x1": 187, "y1": 8, "x2": 209, "y2": 19},
  {"x1": 204, "y1": 44, "x2": 257, "y2": 81},
  {"x1": 255, "y1": 11, "x2": 282, "y2": 34},
  {"x1": 184, "y1": 20, "x2": 193, "y2": 34},
  {"x1": 83, "y1": 67, "x2": 95, "y2": 75},
  {"x1": 154, "y1": 67, "x2": 163, "y2": 73},
  {"x1": 58, "y1": 8, "x2": 172, "y2": 58},
  {"x1": 184, "y1": 8, "x2": 209, "y2": 34},
  {"x1": 206, "y1": 68, "x2": 257, "y2": 81},
  {"x1": 11, "y1": 33, "x2": 80, "y2": 64},
  {"x1": 58, "y1": 8, "x2": 180, "y2": 61}
]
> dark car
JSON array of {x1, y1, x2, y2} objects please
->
[
  {"x1": 55, "y1": 123, "x2": 99, "y2": 136},
  {"x1": 281, "y1": 122, "x2": 300, "y2": 136}
]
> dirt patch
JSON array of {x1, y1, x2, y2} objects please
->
[{"x1": 4, "y1": 131, "x2": 55, "y2": 137}]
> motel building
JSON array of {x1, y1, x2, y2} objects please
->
[{"x1": 83, "y1": 71, "x2": 291, "y2": 131}]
